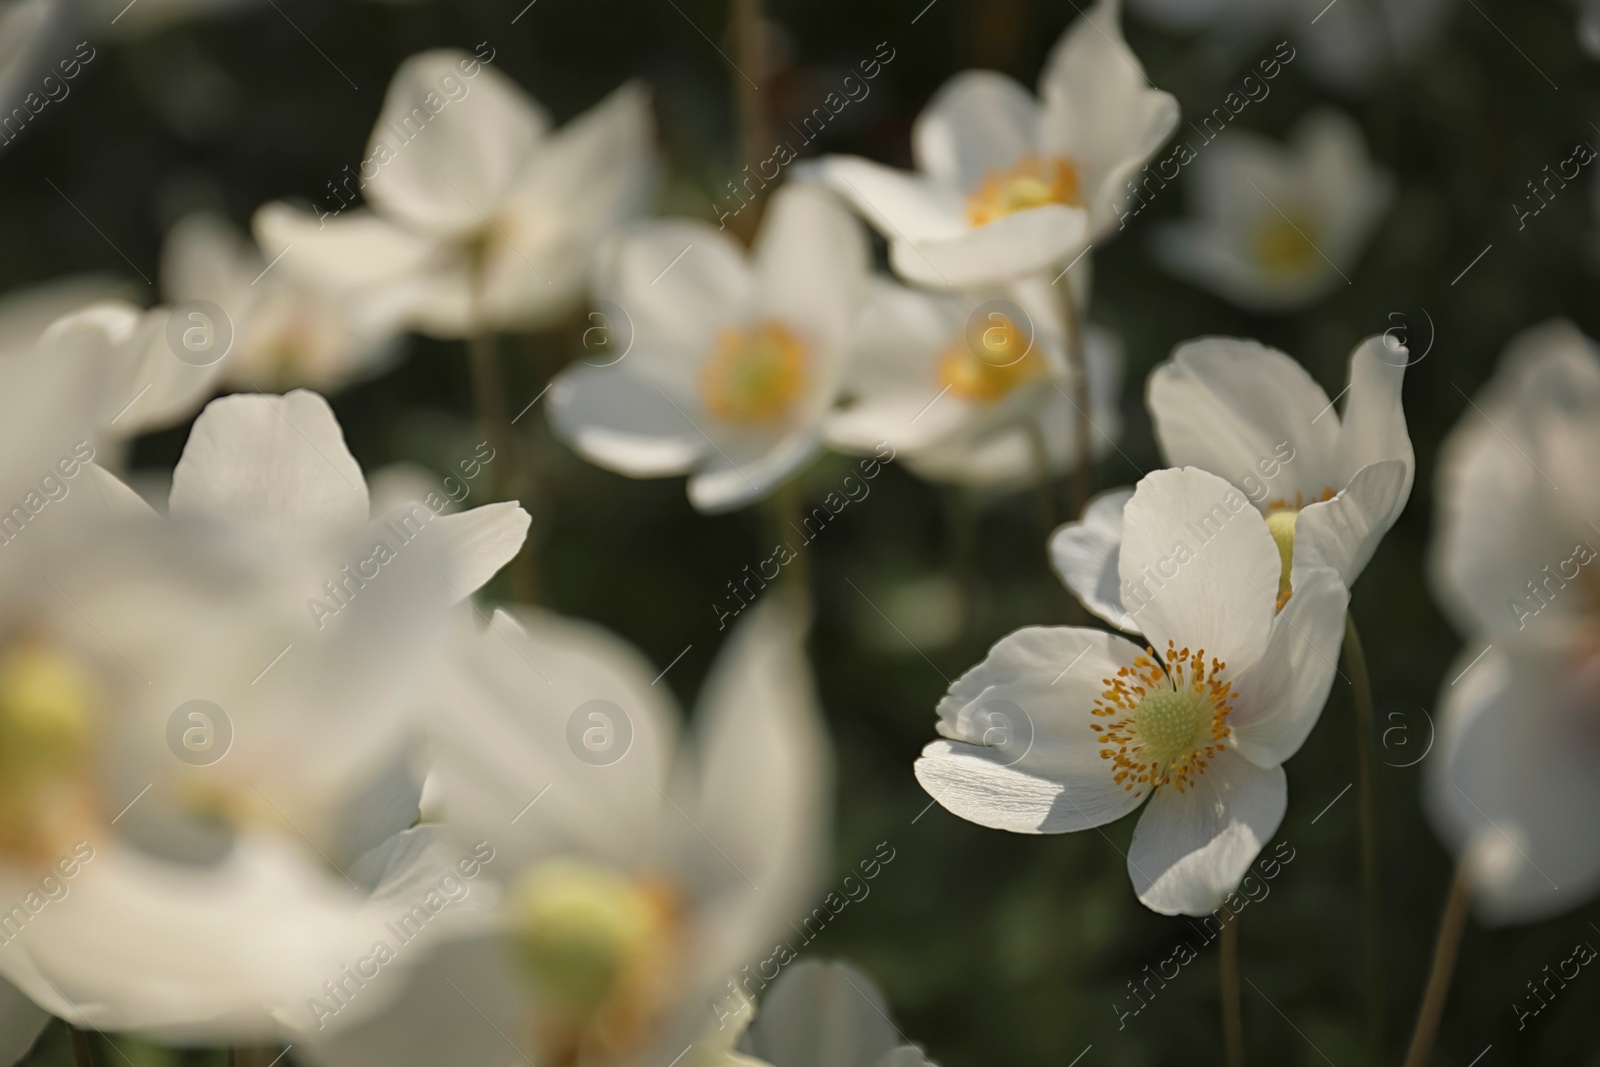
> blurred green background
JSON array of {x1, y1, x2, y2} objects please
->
[{"x1": 7, "y1": 0, "x2": 1600, "y2": 1063}]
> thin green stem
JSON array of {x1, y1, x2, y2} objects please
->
[
  {"x1": 1055, "y1": 281, "x2": 1092, "y2": 519},
  {"x1": 1221, "y1": 915, "x2": 1243, "y2": 1067},
  {"x1": 1402, "y1": 861, "x2": 1472, "y2": 1067},
  {"x1": 1345, "y1": 613, "x2": 1381, "y2": 1054},
  {"x1": 68, "y1": 1025, "x2": 93, "y2": 1067},
  {"x1": 944, "y1": 487, "x2": 979, "y2": 640},
  {"x1": 1025, "y1": 421, "x2": 1056, "y2": 540},
  {"x1": 766, "y1": 479, "x2": 810, "y2": 612}
]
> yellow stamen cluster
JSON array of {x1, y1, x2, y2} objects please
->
[
  {"x1": 0, "y1": 642, "x2": 97, "y2": 864},
  {"x1": 1252, "y1": 212, "x2": 1321, "y2": 275},
  {"x1": 966, "y1": 156, "x2": 1082, "y2": 227},
  {"x1": 509, "y1": 860, "x2": 682, "y2": 1067},
  {"x1": 937, "y1": 314, "x2": 1044, "y2": 402},
  {"x1": 1092, "y1": 641, "x2": 1234, "y2": 797},
  {"x1": 700, "y1": 321, "x2": 807, "y2": 426}
]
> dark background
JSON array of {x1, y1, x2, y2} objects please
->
[{"x1": 6, "y1": 0, "x2": 1600, "y2": 1063}]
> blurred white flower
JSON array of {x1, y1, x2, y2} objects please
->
[
  {"x1": 161, "y1": 212, "x2": 409, "y2": 393},
  {"x1": 804, "y1": 0, "x2": 1177, "y2": 287},
  {"x1": 1128, "y1": 0, "x2": 1452, "y2": 94},
  {"x1": 548, "y1": 184, "x2": 869, "y2": 513},
  {"x1": 256, "y1": 49, "x2": 657, "y2": 339},
  {"x1": 734, "y1": 960, "x2": 936, "y2": 1067},
  {"x1": 1151, "y1": 110, "x2": 1393, "y2": 312},
  {"x1": 295, "y1": 595, "x2": 831, "y2": 1067},
  {"x1": 917, "y1": 467, "x2": 1347, "y2": 916},
  {"x1": 1426, "y1": 320, "x2": 1600, "y2": 923},
  {"x1": 1053, "y1": 334, "x2": 1410, "y2": 628},
  {"x1": 826, "y1": 276, "x2": 1124, "y2": 491}
]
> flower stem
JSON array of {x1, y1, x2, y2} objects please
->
[
  {"x1": 467, "y1": 255, "x2": 537, "y2": 603},
  {"x1": 1221, "y1": 915, "x2": 1243, "y2": 1067},
  {"x1": 730, "y1": 0, "x2": 770, "y2": 235},
  {"x1": 1402, "y1": 861, "x2": 1472, "y2": 1067},
  {"x1": 1055, "y1": 281, "x2": 1092, "y2": 519},
  {"x1": 1025, "y1": 421, "x2": 1056, "y2": 540},
  {"x1": 1345, "y1": 613, "x2": 1381, "y2": 1053},
  {"x1": 944, "y1": 487, "x2": 979, "y2": 639},
  {"x1": 766, "y1": 478, "x2": 810, "y2": 611},
  {"x1": 68, "y1": 1026, "x2": 93, "y2": 1067}
]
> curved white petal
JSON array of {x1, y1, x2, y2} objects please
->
[
  {"x1": 687, "y1": 430, "x2": 819, "y2": 514},
  {"x1": 546, "y1": 363, "x2": 708, "y2": 478},
  {"x1": 1294, "y1": 459, "x2": 1408, "y2": 583},
  {"x1": 799, "y1": 156, "x2": 966, "y2": 243},
  {"x1": 740, "y1": 961, "x2": 898, "y2": 1067},
  {"x1": 364, "y1": 50, "x2": 547, "y2": 236},
  {"x1": 1227, "y1": 567, "x2": 1348, "y2": 767},
  {"x1": 1118, "y1": 468, "x2": 1280, "y2": 674},
  {"x1": 252, "y1": 204, "x2": 441, "y2": 291},
  {"x1": 890, "y1": 205, "x2": 1089, "y2": 289},
  {"x1": 428, "y1": 502, "x2": 530, "y2": 599},
  {"x1": 1050, "y1": 487, "x2": 1137, "y2": 632},
  {"x1": 170, "y1": 390, "x2": 369, "y2": 536},
  {"x1": 1147, "y1": 337, "x2": 1342, "y2": 503},
  {"x1": 1128, "y1": 751, "x2": 1286, "y2": 916},
  {"x1": 912, "y1": 70, "x2": 1040, "y2": 194},
  {"x1": 600, "y1": 218, "x2": 751, "y2": 365},
  {"x1": 916, "y1": 627, "x2": 1149, "y2": 833},
  {"x1": 1336, "y1": 335, "x2": 1413, "y2": 508}
]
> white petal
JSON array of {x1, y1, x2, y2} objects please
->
[
  {"x1": 1050, "y1": 487, "x2": 1137, "y2": 632},
  {"x1": 170, "y1": 390, "x2": 369, "y2": 535},
  {"x1": 1228, "y1": 567, "x2": 1348, "y2": 767},
  {"x1": 546, "y1": 363, "x2": 708, "y2": 477},
  {"x1": 364, "y1": 50, "x2": 546, "y2": 236},
  {"x1": 426, "y1": 608, "x2": 679, "y2": 877},
  {"x1": 252, "y1": 203, "x2": 441, "y2": 290},
  {"x1": 754, "y1": 184, "x2": 869, "y2": 384},
  {"x1": 915, "y1": 627, "x2": 1150, "y2": 833},
  {"x1": 912, "y1": 70, "x2": 1040, "y2": 194},
  {"x1": 741, "y1": 961, "x2": 899, "y2": 1067},
  {"x1": 686, "y1": 432, "x2": 819, "y2": 514},
  {"x1": 427, "y1": 502, "x2": 530, "y2": 598},
  {"x1": 1337, "y1": 333, "x2": 1412, "y2": 484},
  {"x1": 1118, "y1": 468, "x2": 1280, "y2": 674},
  {"x1": 1038, "y1": 0, "x2": 1180, "y2": 237},
  {"x1": 1151, "y1": 221, "x2": 1340, "y2": 313},
  {"x1": 1147, "y1": 337, "x2": 1342, "y2": 502},
  {"x1": 800, "y1": 155, "x2": 967, "y2": 242},
  {"x1": 1127, "y1": 751, "x2": 1286, "y2": 916},
  {"x1": 1294, "y1": 459, "x2": 1409, "y2": 583},
  {"x1": 600, "y1": 218, "x2": 751, "y2": 363},
  {"x1": 890, "y1": 204, "x2": 1089, "y2": 289},
  {"x1": 1425, "y1": 647, "x2": 1600, "y2": 925},
  {"x1": 686, "y1": 597, "x2": 831, "y2": 983}
]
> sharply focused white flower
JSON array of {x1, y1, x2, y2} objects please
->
[
  {"x1": 733, "y1": 961, "x2": 936, "y2": 1067},
  {"x1": 161, "y1": 212, "x2": 409, "y2": 392},
  {"x1": 1053, "y1": 334, "x2": 1410, "y2": 628},
  {"x1": 256, "y1": 49, "x2": 656, "y2": 339},
  {"x1": 548, "y1": 183, "x2": 869, "y2": 513},
  {"x1": 295, "y1": 595, "x2": 831, "y2": 1067},
  {"x1": 1127, "y1": 0, "x2": 1451, "y2": 94},
  {"x1": 803, "y1": 0, "x2": 1177, "y2": 287},
  {"x1": 917, "y1": 467, "x2": 1347, "y2": 915},
  {"x1": 1151, "y1": 110, "x2": 1393, "y2": 312},
  {"x1": 826, "y1": 275, "x2": 1123, "y2": 490},
  {"x1": 1426, "y1": 320, "x2": 1600, "y2": 923}
]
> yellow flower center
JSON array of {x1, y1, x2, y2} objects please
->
[
  {"x1": 966, "y1": 156, "x2": 1082, "y2": 227},
  {"x1": 0, "y1": 642, "x2": 97, "y2": 864},
  {"x1": 509, "y1": 860, "x2": 682, "y2": 1066},
  {"x1": 937, "y1": 315, "x2": 1044, "y2": 402},
  {"x1": 1093, "y1": 642, "x2": 1234, "y2": 796},
  {"x1": 1263, "y1": 489, "x2": 1337, "y2": 609},
  {"x1": 700, "y1": 321, "x2": 807, "y2": 426},
  {"x1": 1252, "y1": 212, "x2": 1321, "y2": 275}
]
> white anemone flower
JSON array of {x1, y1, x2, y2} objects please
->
[
  {"x1": 1053, "y1": 334, "x2": 1411, "y2": 629},
  {"x1": 255, "y1": 49, "x2": 657, "y2": 339},
  {"x1": 827, "y1": 275, "x2": 1124, "y2": 490},
  {"x1": 1151, "y1": 110, "x2": 1393, "y2": 312},
  {"x1": 161, "y1": 212, "x2": 408, "y2": 393},
  {"x1": 547, "y1": 183, "x2": 869, "y2": 513},
  {"x1": 1425, "y1": 320, "x2": 1600, "y2": 923},
  {"x1": 295, "y1": 596, "x2": 831, "y2": 1067},
  {"x1": 917, "y1": 467, "x2": 1347, "y2": 915},
  {"x1": 730, "y1": 961, "x2": 936, "y2": 1067},
  {"x1": 803, "y1": 0, "x2": 1177, "y2": 288}
]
